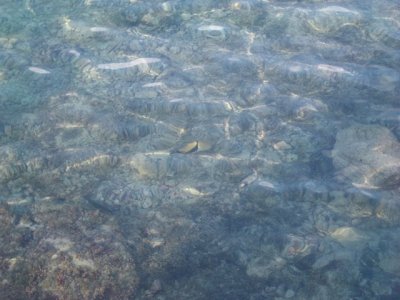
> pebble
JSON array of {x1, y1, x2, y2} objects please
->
[
  {"x1": 176, "y1": 140, "x2": 212, "y2": 154},
  {"x1": 273, "y1": 141, "x2": 292, "y2": 151},
  {"x1": 198, "y1": 24, "x2": 226, "y2": 39},
  {"x1": 285, "y1": 289, "x2": 295, "y2": 298}
]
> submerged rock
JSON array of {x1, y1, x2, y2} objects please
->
[
  {"x1": 0, "y1": 198, "x2": 140, "y2": 299},
  {"x1": 332, "y1": 124, "x2": 400, "y2": 189}
]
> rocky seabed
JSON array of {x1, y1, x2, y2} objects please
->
[{"x1": 0, "y1": 0, "x2": 399, "y2": 299}]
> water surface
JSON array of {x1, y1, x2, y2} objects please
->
[{"x1": 0, "y1": 0, "x2": 399, "y2": 299}]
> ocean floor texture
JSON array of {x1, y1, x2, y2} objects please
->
[{"x1": 0, "y1": 0, "x2": 399, "y2": 299}]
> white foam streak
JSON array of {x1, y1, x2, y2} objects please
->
[
  {"x1": 97, "y1": 58, "x2": 161, "y2": 70},
  {"x1": 28, "y1": 67, "x2": 51, "y2": 74}
]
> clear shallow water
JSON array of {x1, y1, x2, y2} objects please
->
[{"x1": 0, "y1": 0, "x2": 399, "y2": 299}]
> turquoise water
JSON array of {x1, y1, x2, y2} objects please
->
[{"x1": 0, "y1": 1, "x2": 399, "y2": 299}]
